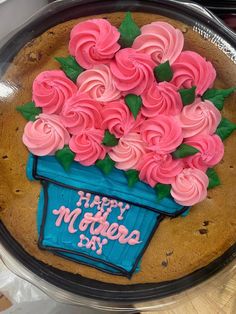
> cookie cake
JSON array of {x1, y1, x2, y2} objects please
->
[{"x1": 0, "y1": 8, "x2": 236, "y2": 292}]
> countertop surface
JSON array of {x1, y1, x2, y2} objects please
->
[
  {"x1": 0, "y1": 256, "x2": 236, "y2": 313},
  {"x1": 0, "y1": 272, "x2": 236, "y2": 313},
  {"x1": 0, "y1": 0, "x2": 48, "y2": 40}
]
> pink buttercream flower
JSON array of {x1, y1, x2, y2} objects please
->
[
  {"x1": 69, "y1": 129, "x2": 106, "y2": 166},
  {"x1": 22, "y1": 114, "x2": 70, "y2": 156},
  {"x1": 77, "y1": 64, "x2": 121, "y2": 102},
  {"x1": 69, "y1": 19, "x2": 120, "y2": 69},
  {"x1": 140, "y1": 115, "x2": 183, "y2": 154},
  {"x1": 108, "y1": 133, "x2": 147, "y2": 170},
  {"x1": 171, "y1": 168, "x2": 209, "y2": 206},
  {"x1": 101, "y1": 99, "x2": 145, "y2": 138},
  {"x1": 171, "y1": 51, "x2": 216, "y2": 96},
  {"x1": 60, "y1": 93, "x2": 103, "y2": 135},
  {"x1": 183, "y1": 134, "x2": 224, "y2": 171},
  {"x1": 132, "y1": 21, "x2": 184, "y2": 65},
  {"x1": 137, "y1": 152, "x2": 183, "y2": 186},
  {"x1": 32, "y1": 70, "x2": 78, "y2": 114},
  {"x1": 141, "y1": 81, "x2": 183, "y2": 118},
  {"x1": 178, "y1": 99, "x2": 221, "y2": 138},
  {"x1": 110, "y1": 48, "x2": 156, "y2": 95}
]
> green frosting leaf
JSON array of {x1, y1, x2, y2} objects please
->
[
  {"x1": 215, "y1": 117, "x2": 236, "y2": 140},
  {"x1": 154, "y1": 61, "x2": 173, "y2": 82},
  {"x1": 118, "y1": 12, "x2": 141, "y2": 48},
  {"x1": 55, "y1": 145, "x2": 75, "y2": 171},
  {"x1": 172, "y1": 143, "x2": 199, "y2": 159},
  {"x1": 55, "y1": 56, "x2": 84, "y2": 82},
  {"x1": 179, "y1": 86, "x2": 196, "y2": 106},
  {"x1": 154, "y1": 183, "x2": 171, "y2": 201},
  {"x1": 206, "y1": 168, "x2": 221, "y2": 189},
  {"x1": 96, "y1": 155, "x2": 115, "y2": 175},
  {"x1": 102, "y1": 130, "x2": 119, "y2": 147},
  {"x1": 124, "y1": 94, "x2": 142, "y2": 119},
  {"x1": 202, "y1": 87, "x2": 236, "y2": 110},
  {"x1": 16, "y1": 101, "x2": 41, "y2": 121},
  {"x1": 125, "y1": 169, "x2": 139, "y2": 188}
]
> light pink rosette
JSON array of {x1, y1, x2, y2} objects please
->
[
  {"x1": 137, "y1": 152, "x2": 183, "y2": 187},
  {"x1": 108, "y1": 133, "x2": 147, "y2": 170},
  {"x1": 69, "y1": 129, "x2": 106, "y2": 166},
  {"x1": 132, "y1": 21, "x2": 184, "y2": 64},
  {"x1": 33, "y1": 70, "x2": 78, "y2": 114},
  {"x1": 77, "y1": 64, "x2": 121, "y2": 102},
  {"x1": 60, "y1": 93, "x2": 103, "y2": 135},
  {"x1": 22, "y1": 114, "x2": 70, "y2": 156},
  {"x1": 110, "y1": 48, "x2": 156, "y2": 95},
  {"x1": 178, "y1": 99, "x2": 221, "y2": 138},
  {"x1": 69, "y1": 19, "x2": 120, "y2": 69},
  {"x1": 140, "y1": 116, "x2": 183, "y2": 154},
  {"x1": 171, "y1": 168, "x2": 209, "y2": 206},
  {"x1": 171, "y1": 51, "x2": 216, "y2": 95},
  {"x1": 141, "y1": 81, "x2": 183, "y2": 118},
  {"x1": 101, "y1": 99, "x2": 145, "y2": 138},
  {"x1": 184, "y1": 134, "x2": 224, "y2": 171}
]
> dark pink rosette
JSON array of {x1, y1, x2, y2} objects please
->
[
  {"x1": 69, "y1": 19, "x2": 120, "y2": 69},
  {"x1": 140, "y1": 115, "x2": 183, "y2": 154},
  {"x1": 110, "y1": 48, "x2": 156, "y2": 95},
  {"x1": 137, "y1": 152, "x2": 183, "y2": 187},
  {"x1": 60, "y1": 93, "x2": 103, "y2": 135},
  {"x1": 171, "y1": 51, "x2": 216, "y2": 96},
  {"x1": 141, "y1": 81, "x2": 183, "y2": 118},
  {"x1": 33, "y1": 70, "x2": 77, "y2": 114},
  {"x1": 183, "y1": 134, "x2": 224, "y2": 171},
  {"x1": 101, "y1": 99, "x2": 145, "y2": 138},
  {"x1": 69, "y1": 129, "x2": 106, "y2": 166}
]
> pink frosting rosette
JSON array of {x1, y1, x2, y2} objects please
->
[
  {"x1": 140, "y1": 115, "x2": 183, "y2": 154},
  {"x1": 184, "y1": 134, "x2": 224, "y2": 171},
  {"x1": 132, "y1": 21, "x2": 184, "y2": 65},
  {"x1": 171, "y1": 168, "x2": 209, "y2": 206},
  {"x1": 108, "y1": 133, "x2": 147, "y2": 170},
  {"x1": 101, "y1": 99, "x2": 145, "y2": 138},
  {"x1": 69, "y1": 19, "x2": 120, "y2": 69},
  {"x1": 178, "y1": 99, "x2": 221, "y2": 138},
  {"x1": 137, "y1": 152, "x2": 183, "y2": 187},
  {"x1": 33, "y1": 70, "x2": 77, "y2": 114},
  {"x1": 23, "y1": 114, "x2": 70, "y2": 156},
  {"x1": 60, "y1": 93, "x2": 103, "y2": 135},
  {"x1": 141, "y1": 81, "x2": 183, "y2": 118},
  {"x1": 110, "y1": 48, "x2": 156, "y2": 95},
  {"x1": 69, "y1": 129, "x2": 106, "y2": 166},
  {"x1": 171, "y1": 51, "x2": 216, "y2": 95},
  {"x1": 77, "y1": 64, "x2": 121, "y2": 102}
]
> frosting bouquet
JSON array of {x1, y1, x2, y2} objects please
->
[{"x1": 17, "y1": 13, "x2": 236, "y2": 277}]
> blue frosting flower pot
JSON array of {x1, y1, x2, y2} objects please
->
[{"x1": 27, "y1": 154, "x2": 188, "y2": 277}]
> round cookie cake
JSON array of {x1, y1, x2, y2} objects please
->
[{"x1": 0, "y1": 5, "x2": 236, "y2": 297}]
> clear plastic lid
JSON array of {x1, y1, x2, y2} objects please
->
[{"x1": 0, "y1": 0, "x2": 236, "y2": 311}]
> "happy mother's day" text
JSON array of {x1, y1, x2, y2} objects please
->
[{"x1": 52, "y1": 191, "x2": 141, "y2": 255}]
